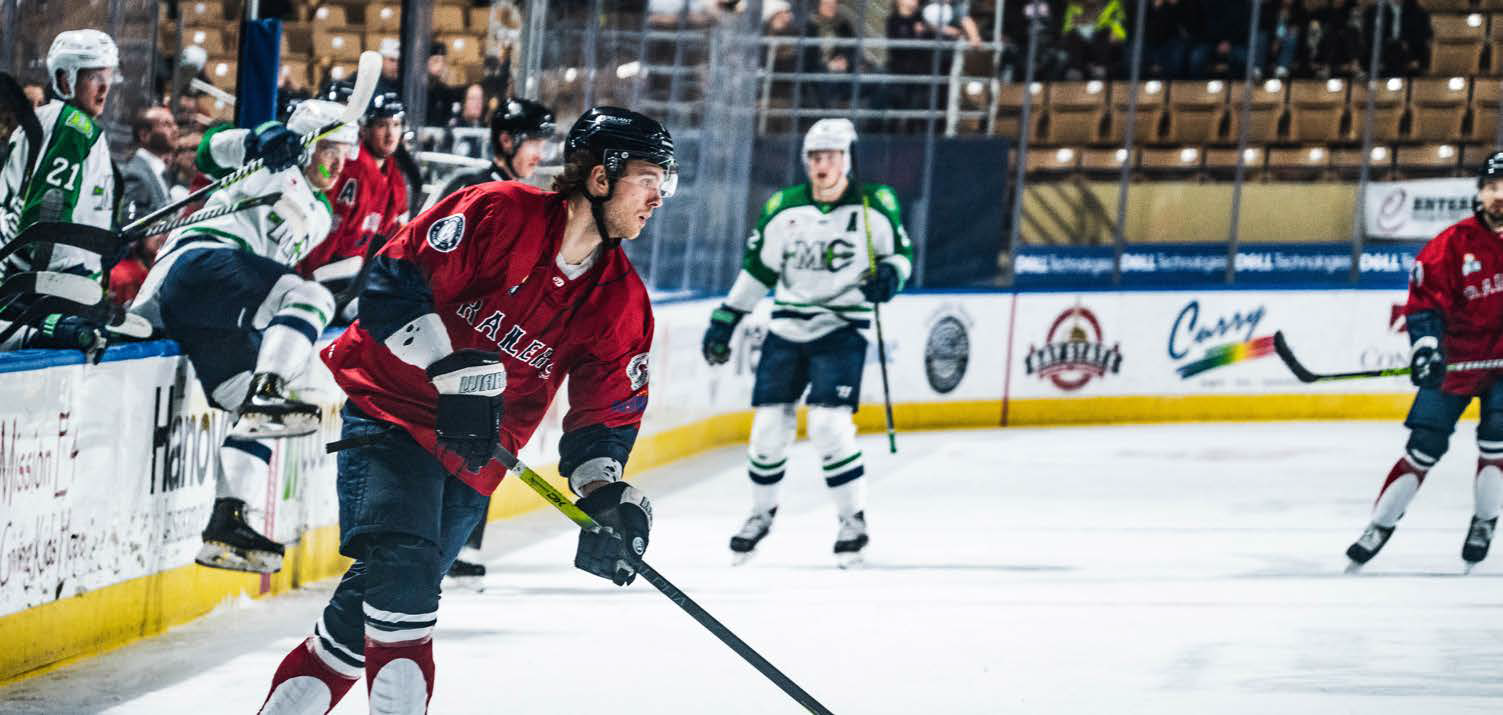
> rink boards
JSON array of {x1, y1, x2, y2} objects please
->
[{"x1": 0, "y1": 287, "x2": 1430, "y2": 683}]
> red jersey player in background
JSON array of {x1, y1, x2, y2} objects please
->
[
  {"x1": 256, "y1": 106, "x2": 676, "y2": 714},
  {"x1": 1346, "y1": 152, "x2": 1503, "y2": 572},
  {"x1": 298, "y1": 83, "x2": 410, "y2": 316}
]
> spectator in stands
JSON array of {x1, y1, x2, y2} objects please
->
[
  {"x1": 426, "y1": 41, "x2": 460, "y2": 127},
  {"x1": 1262, "y1": 0, "x2": 1310, "y2": 80},
  {"x1": 378, "y1": 38, "x2": 401, "y2": 94},
  {"x1": 648, "y1": 0, "x2": 722, "y2": 28},
  {"x1": 802, "y1": 0, "x2": 859, "y2": 108},
  {"x1": 1201, "y1": 0, "x2": 1265, "y2": 79},
  {"x1": 119, "y1": 106, "x2": 179, "y2": 224},
  {"x1": 169, "y1": 130, "x2": 202, "y2": 202},
  {"x1": 453, "y1": 83, "x2": 487, "y2": 129},
  {"x1": 763, "y1": 0, "x2": 799, "y2": 72},
  {"x1": 173, "y1": 92, "x2": 212, "y2": 131},
  {"x1": 1363, "y1": 0, "x2": 1431, "y2": 78},
  {"x1": 924, "y1": 1, "x2": 983, "y2": 50},
  {"x1": 1144, "y1": 0, "x2": 1203, "y2": 79},
  {"x1": 1313, "y1": 0, "x2": 1365, "y2": 78},
  {"x1": 1058, "y1": 0, "x2": 1125, "y2": 80},
  {"x1": 887, "y1": 0, "x2": 940, "y2": 115}
]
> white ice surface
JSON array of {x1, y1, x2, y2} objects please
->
[{"x1": 5, "y1": 421, "x2": 1503, "y2": 714}]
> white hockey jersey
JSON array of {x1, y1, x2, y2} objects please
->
[
  {"x1": 0, "y1": 100, "x2": 117, "y2": 276},
  {"x1": 725, "y1": 182, "x2": 913, "y2": 343}
]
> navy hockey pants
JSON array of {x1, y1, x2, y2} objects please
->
[
  {"x1": 1404, "y1": 383, "x2": 1503, "y2": 464},
  {"x1": 751, "y1": 326, "x2": 868, "y2": 410}
]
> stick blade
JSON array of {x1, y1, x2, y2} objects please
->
[
  {"x1": 343, "y1": 51, "x2": 384, "y2": 124},
  {"x1": 1272, "y1": 330, "x2": 1319, "y2": 383},
  {"x1": 34, "y1": 271, "x2": 104, "y2": 305}
]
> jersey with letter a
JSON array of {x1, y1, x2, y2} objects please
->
[
  {"x1": 1407, "y1": 215, "x2": 1503, "y2": 394},
  {"x1": 297, "y1": 147, "x2": 409, "y2": 275},
  {"x1": 322, "y1": 183, "x2": 654, "y2": 495}
]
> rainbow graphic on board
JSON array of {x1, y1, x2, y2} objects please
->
[{"x1": 1175, "y1": 335, "x2": 1277, "y2": 379}]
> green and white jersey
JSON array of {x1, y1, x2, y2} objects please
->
[
  {"x1": 157, "y1": 125, "x2": 334, "y2": 266},
  {"x1": 727, "y1": 181, "x2": 913, "y2": 343},
  {"x1": 0, "y1": 100, "x2": 117, "y2": 276}
]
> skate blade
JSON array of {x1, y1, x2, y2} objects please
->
[
  {"x1": 195, "y1": 542, "x2": 284, "y2": 574},
  {"x1": 1344, "y1": 560, "x2": 1365, "y2": 575},
  {"x1": 442, "y1": 575, "x2": 487, "y2": 593},
  {"x1": 231, "y1": 413, "x2": 320, "y2": 439},
  {"x1": 731, "y1": 550, "x2": 757, "y2": 566},
  {"x1": 836, "y1": 552, "x2": 866, "y2": 569}
]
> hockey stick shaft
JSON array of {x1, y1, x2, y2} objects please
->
[
  {"x1": 490, "y1": 445, "x2": 837, "y2": 715},
  {"x1": 1273, "y1": 330, "x2": 1503, "y2": 383},
  {"x1": 122, "y1": 191, "x2": 283, "y2": 239},
  {"x1": 119, "y1": 50, "x2": 382, "y2": 238},
  {"x1": 852, "y1": 146, "x2": 897, "y2": 453}
]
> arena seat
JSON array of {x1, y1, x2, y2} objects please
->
[
  {"x1": 1166, "y1": 80, "x2": 1229, "y2": 144},
  {"x1": 1396, "y1": 143, "x2": 1463, "y2": 177},
  {"x1": 1411, "y1": 77, "x2": 1471, "y2": 140},
  {"x1": 434, "y1": 4, "x2": 467, "y2": 32},
  {"x1": 1350, "y1": 77, "x2": 1408, "y2": 142},
  {"x1": 1081, "y1": 147, "x2": 1132, "y2": 178},
  {"x1": 313, "y1": 30, "x2": 363, "y2": 62},
  {"x1": 1106, "y1": 80, "x2": 1167, "y2": 144},
  {"x1": 1267, "y1": 146, "x2": 1332, "y2": 181},
  {"x1": 1026, "y1": 146, "x2": 1083, "y2": 175},
  {"x1": 1226, "y1": 78, "x2": 1288, "y2": 144},
  {"x1": 1204, "y1": 146, "x2": 1264, "y2": 180},
  {"x1": 1431, "y1": 13, "x2": 1486, "y2": 75},
  {"x1": 1043, "y1": 81, "x2": 1107, "y2": 144},
  {"x1": 1463, "y1": 142, "x2": 1498, "y2": 167},
  {"x1": 312, "y1": 3, "x2": 350, "y2": 28},
  {"x1": 185, "y1": 28, "x2": 227, "y2": 57},
  {"x1": 439, "y1": 33, "x2": 483, "y2": 66},
  {"x1": 1472, "y1": 78, "x2": 1501, "y2": 140},
  {"x1": 1290, "y1": 78, "x2": 1349, "y2": 142},
  {"x1": 1332, "y1": 145, "x2": 1396, "y2": 180},
  {"x1": 368, "y1": 3, "x2": 401, "y2": 32},
  {"x1": 1140, "y1": 145, "x2": 1202, "y2": 178},
  {"x1": 992, "y1": 82, "x2": 1044, "y2": 143},
  {"x1": 184, "y1": 0, "x2": 224, "y2": 27}
]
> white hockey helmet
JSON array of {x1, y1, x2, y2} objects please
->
[
  {"x1": 802, "y1": 118, "x2": 856, "y2": 157},
  {"x1": 46, "y1": 29, "x2": 119, "y2": 100},
  {"x1": 287, "y1": 99, "x2": 359, "y2": 159}
]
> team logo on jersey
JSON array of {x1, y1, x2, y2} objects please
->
[
  {"x1": 336, "y1": 178, "x2": 358, "y2": 205},
  {"x1": 875, "y1": 186, "x2": 899, "y2": 213},
  {"x1": 788, "y1": 238, "x2": 856, "y2": 273},
  {"x1": 361, "y1": 212, "x2": 383, "y2": 232},
  {"x1": 924, "y1": 307, "x2": 972, "y2": 394},
  {"x1": 1025, "y1": 303, "x2": 1122, "y2": 391},
  {"x1": 1464, "y1": 253, "x2": 1483, "y2": 276},
  {"x1": 626, "y1": 353, "x2": 650, "y2": 390},
  {"x1": 427, "y1": 214, "x2": 465, "y2": 253}
]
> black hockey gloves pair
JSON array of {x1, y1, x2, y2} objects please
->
[
  {"x1": 701, "y1": 305, "x2": 746, "y2": 365},
  {"x1": 574, "y1": 481, "x2": 653, "y2": 586},
  {"x1": 427, "y1": 350, "x2": 507, "y2": 471},
  {"x1": 244, "y1": 121, "x2": 303, "y2": 172},
  {"x1": 860, "y1": 262, "x2": 901, "y2": 304}
]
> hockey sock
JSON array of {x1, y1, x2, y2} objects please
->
[
  {"x1": 220, "y1": 436, "x2": 273, "y2": 519},
  {"x1": 258, "y1": 636, "x2": 359, "y2": 715},
  {"x1": 828, "y1": 471, "x2": 867, "y2": 519},
  {"x1": 809, "y1": 406, "x2": 865, "y2": 518},
  {"x1": 1373, "y1": 455, "x2": 1429, "y2": 528},
  {"x1": 365, "y1": 635, "x2": 436, "y2": 715},
  {"x1": 747, "y1": 404, "x2": 795, "y2": 513},
  {"x1": 1476, "y1": 456, "x2": 1503, "y2": 521},
  {"x1": 254, "y1": 279, "x2": 335, "y2": 378},
  {"x1": 363, "y1": 535, "x2": 441, "y2": 714}
]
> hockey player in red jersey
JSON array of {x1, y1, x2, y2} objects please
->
[
  {"x1": 1346, "y1": 151, "x2": 1503, "y2": 572},
  {"x1": 257, "y1": 106, "x2": 675, "y2": 714},
  {"x1": 297, "y1": 85, "x2": 410, "y2": 306}
]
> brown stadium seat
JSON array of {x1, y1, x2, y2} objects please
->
[
  {"x1": 434, "y1": 4, "x2": 468, "y2": 32},
  {"x1": 365, "y1": 33, "x2": 399, "y2": 58},
  {"x1": 1140, "y1": 145, "x2": 1203, "y2": 178},
  {"x1": 1473, "y1": 79, "x2": 1502, "y2": 141},
  {"x1": 1411, "y1": 77, "x2": 1470, "y2": 141},
  {"x1": 282, "y1": 24, "x2": 313, "y2": 58},
  {"x1": 1043, "y1": 81, "x2": 1108, "y2": 144},
  {"x1": 1081, "y1": 147, "x2": 1133, "y2": 178},
  {"x1": 280, "y1": 60, "x2": 310, "y2": 92},
  {"x1": 1026, "y1": 146, "x2": 1083, "y2": 176},
  {"x1": 1204, "y1": 146, "x2": 1265, "y2": 180},
  {"x1": 439, "y1": 33, "x2": 483, "y2": 66},
  {"x1": 1332, "y1": 145, "x2": 1396, "y2": 180},
  {"x1": 1426, "y1": 0, "x2": 1476, "y2": 10},
  {"x1": 324, "y1": 62, "x2": 359, "y2": 86},
  {"x1": 1464, "y1": 143, "x2": 1499, "y2": 168},
  {"x1": 206, "y1": 57, "x2": 237, "y2": 88},
  {"x1": 1430, "y1": 13, "x2": 1486, "y2": 75},
  {"x1": 1267, "y1": 146, "x2": 1332, "y2": 181},
  {"x1": 1483, "y1": 1, "x2": 1503, "y2": 11},
  {"x1": 1290, "y1": 79, "x2": 1349, "y2": 142},
  {"x1": 469, "y1": 7, "x2": 494, "y2": 32},
  {"x1": 1226, "y1": 78, "x2": 1289, "y2": 144},
  {"x1": 184, "y1": 0, "x2": 223, "y2": 27},
  {"x1": 367, "y1": 3, "x2": 401, "y2": 32},
  {"x1": 1396, "y1": 143, "x2": 1463, "y2": 177},
  {"x1": 312, "y1": 4, "x2": 351, "y2": 28},
  {"x1": 1166, "y1": 80, "x2": 1229, "y2": 144},
  {"x1": 1107, "y1": 80, "x2": 1168, "y2": 144},
  {"x1": 992, "y1": 82, "x2": 1045, "y2": 143},
  {"x1": 184, "y1": 28, "x2": 227, "y2": 57},
  {"x1": 1350, "y1": 77, "x2": 1409, "y2": 142},
  {"x1": 313, "y1": 30, "x2": 363, "y2": 62}
]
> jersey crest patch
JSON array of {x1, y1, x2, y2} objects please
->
[
  {"x1": 626, "y1": 353, "x2": 650, "y2": 390},
  {"x1": 336, "y1": 178, "x2": 358, "y2": 205},
  {"x1": 63, "y1": 110, "x2": 94, "y2": 136},
  {"x1": 1464, "y1": 253, "x2": 1482, "y2": 276},
  {"x1": 875, "y1": 187, "x2": 899, "y2": 213},
  {"x1": 427, "y1": 214, "x2": 465, "y2": 253}
]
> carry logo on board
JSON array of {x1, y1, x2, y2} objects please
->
[{"x1": 427, "y1": 214, "x2": 465, "y2": 252}]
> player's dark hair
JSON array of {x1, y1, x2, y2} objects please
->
[{"x1": 551, "y1": 150, "x2": 599, "y2": 197}]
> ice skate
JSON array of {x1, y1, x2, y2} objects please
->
[
  {"x1": 233, "y1": 372, "x2": 320, "y2": 438},
  {"x1": 729, "y1": 507, "x2": 777, "y2": 565},
  {"x1": 1344, "y1": 522, "x2": 1394, "y2": 573},
  {"x1": 443, "y1": 558, "x2": 487, "y2": 592},
  {"x1": 196, "y1": 497, "x2": 285, "y2": 573},
  {"x1": 834, "y1": 511, "x2": 869, "y2": 569},
  {"x1": 1463, "y1": 516, "x2": 1497, "y2": 572}
]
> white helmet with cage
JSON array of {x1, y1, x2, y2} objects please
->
[
  {"x1": 802, "y1": 118, "x2": 856, "y2": 157},
  {"x1": 46, "y1": 29, "x2": 119, "y2": 100},
  {"x1": 286, "y1": 99, "x2": 359, "y2": 159}
]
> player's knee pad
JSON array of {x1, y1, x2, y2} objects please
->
[
  {"x1": 747, "y1": 404, "x2": 796, "y2": 484},
  {"x1": 1405, "y1": 426, "x2": 1450, "y2": 470},
  {"x1": 362, "y1": 533, "x2": 442, "y2": 645},
  {"x1": 808, "y1": 406, "x2": 864, "y2": 488},
  {"x1": 255, "y1": 275, "x2": 336, "y2": 335}
]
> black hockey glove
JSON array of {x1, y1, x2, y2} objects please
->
[
  {"x1": 427, "y1": 350, "x2": 507, "y2": 471},
  {"x1": 701, "y1": 305, "x2": 745, "y2": 366},
  {"x1": 244, "y1": 121, "x2": 303, "y2": 172},
  {"x1": 859, "y1": 262, "x2": 901, "y2": 304},
  {"x1": 28, "y1": 313, "x2": 105, "y2": 360},
  {"x1": 1410, "y1": 336, "x2": 1446, "y2": 389},
  {"x1": 574, "y1": 481, "x2": 653, "y2": 586}
]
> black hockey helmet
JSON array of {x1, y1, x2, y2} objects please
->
[
  {"x1": 492, "y1": 97, "x2": 556, "y2": 141},
  {"x1": 319, "y1": 80, "x2": 404, "y2": 123},
  {"x1": 564, "y1": 106, "x2": 677, "y2": 198},
  {"x1": 1480, "y1": 150, "x2": 1503, "y2": 188}
]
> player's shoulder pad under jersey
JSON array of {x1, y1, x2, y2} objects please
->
[
  {"x1": 58, "y1": 103, "x2": 98, "y2": 139},
  {"x1": 761, "y1": 185, "x2": 811, "y2": 220}
]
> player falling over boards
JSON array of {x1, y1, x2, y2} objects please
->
[
  {"x1": 702, "y1": 118, "x2": 912, "y2": 568},
  {"x1": 256, "y1": 107, "x2": 673, "y2": 714},
  {"x1": 130, "y1": 100, "x2": 358, "y2": 573},
  {"x1": 426, "y1": 95, "x2": 558, "y2": 588},
  {"x1": 1346, "y1": 151, "x2": 1503, "y2": 573}
]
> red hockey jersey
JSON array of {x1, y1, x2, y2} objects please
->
[
  {"x1": 1407, "y1": 215, "x2": 1503, "y2": 394},
  {"x1": 298, "y1": 147, "x2": 409, "y2": 275},
  {"x1": 321, "y1": 183, "x2": 654, "y2": 495}
]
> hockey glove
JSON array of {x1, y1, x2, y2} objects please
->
[
  {"x1": 1410, "y1": 336, "x2": 1446, "y2": 389},
  {"x1": 27, "y1": 314, "x2": 105, "y2": 360},
  {"x1": 574, "y1": 481, "x2": 652, "y2": 586},
  {"x1": 427, "y1": 350, "x2": 507, "y2": 471},
  {"x1": 244, "y1": 121, "x2": 303, "y2": 172},
  {"x1": 701, "y1": 305, "x2": 745, "y2": 365},
  {"x1": 859, "y1": 262, "x2": 901, "y2": 304}
]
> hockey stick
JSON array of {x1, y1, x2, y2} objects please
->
[
  {"x1": 486, "y1": 444, "x2": 838, "y2": 715},
  {"x1": 121, "y1": 191, "x2": 283, "y2": 240},
  {"x1": 1273, "y1": 330, "x2": 1503, "y2": 383},
  {"x1": 0, "y1": 221, "x2": 128, "y2": 269},
  {"x1": 850, "y1": 146, "x2": 897, "y2": 454},
  {"x1": 119, "y1": 50, "x2": 383, "y2": 238},
  {"x1": 0, "y1": 270, "x2": 104, "y2": 308},
  {"x1": 0, "y1": 292, "x2": 151, "y2": 346}
]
